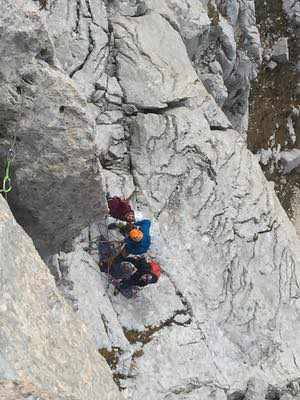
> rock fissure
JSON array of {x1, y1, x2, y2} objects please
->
[
  {"x1": 2, "y1": 1, "x2": 300, "y2": 399},
  {"x1": 166, "y1": 379, "x2": 229, "y2": 397},
  {"x1": 70, "y1": 25, "x2": 95, "y2": 78},
  {"x1": 74, "y1": 0, "x2": 81, "y2": 34},
  {"x1": 85, "y1": 0, "x2": 100, "y2": 28}
]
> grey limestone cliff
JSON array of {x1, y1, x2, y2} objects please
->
[
  {"x1": 1, "y1": 1, "x2": 300, "y2": 400},
  {"x1": 0, "y1": 0, "x2": 106, "y2": 256},
  {"x1": 0, "y1": 194, "x2": 123, "y2": 400}
]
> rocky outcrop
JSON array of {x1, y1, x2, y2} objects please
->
[
  {"x1": 113, "y1": 13, "x2": 206, "y2": 109},
  {"x1": 117, "y1": 0, "x2": 262, "y2": 135},
  {"x1": 126, "y1": 109, "x2": 300, "y2": 398},
  {"x1": 39, "y1": 5, "x2": 300, "y2": 399},
  {"x1": 2, "y1": 1, "x2": 300, "y2": 400},
  {"x1": 212, "y1": 0, "x2": 261, "y2": 134},
  {"x1": 0, "y1": 194, "x2": 123, "y2": 400},
  {"x1": 42, "y1": 0, "x2": 135, "y2": 200},
  {"x1": 271, "y1": 37, "x2": 289, "y2": 64},
  {"x1": 111, "y1": 7, "x2": 300, "y2": 398},
  {"x1": 0, "y1": 0, "x2": 105, "y2": 255},
  {"x1": 41, "y1": 0, "x2": 109, "y2": 97}
]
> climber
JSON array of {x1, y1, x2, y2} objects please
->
[
  {"x1": 116, "y1": 256, "x2": 160, "y2": 292},
  {"x1": 124, "y1": 219, "x2": 151, "y2": 255},
  {"x1": 104, "y1": 218, "x2": 151, "y2": 277},
  {"x1": 107, "y1": 194, "x2": 151, "y2": 254},
  {"x1": 107, "y1": 195, "x2": 135, "y2": 224}
]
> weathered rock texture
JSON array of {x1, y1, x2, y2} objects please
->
[
  {"x1": 2, "y1": 1, "x2": 300, "y2": 400},
  {"x1": 0, "y1": 194, "x2": 123, "y2": 400},
  {"x1": 0, "y1": 380, "x2": 65, "y2": 400},
  {"x1": 0, "y1": 0, "x2": 105, "y2": 255},
  {"x1": 36, "y1": 3, "x2": 300, "y2": 400},
  {"x1": 119, "y1": 0, "x2": 262, "y2": 135}
]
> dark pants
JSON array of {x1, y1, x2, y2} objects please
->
[
  {"x1": 109, "y1": 247, "x2": 130, "y2": 279},
  {"x1": 118, "y1": 272, "x2": 141, "y2": 291}
]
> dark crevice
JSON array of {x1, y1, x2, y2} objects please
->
[
  {"x1": 136, "y1": 106, "x2": 167, "y2": 115},
  {"x1": 265, "y1": 385, "x2": 281, "y2": 400},
  {"x1": 70, "y1": 25, "x2": 94, "y2": 78},
  {"x1": 210, "y1": 125, "x2": 230, "y2": 131},
  {"x1": 121, "y1": 277, "x2": 193, "y2": 348},
  {"x1": 123, "y1": 309, "x2": 192, "y2": 347},
  {"x1": 36, "y1": 48, "x2": 54, "y2": 65},
  {"x1": 132, "y1": 98, "x2": 189, "y2": 115},
  {"x1": 85, "y1": 0, "x2": 100, "y2": 27},
  {"x1": 38, "y1": 0, "x2": 48, "y2": 10},
  {"x1": 169, "y1": 381, "x2": 228, "y2": 397},
  {"x1": 227, "y1": 390, "x2": 245, "y2": 400},
  {"x1": 74, "y1": 0, "x2": 81, "y2": 34}
]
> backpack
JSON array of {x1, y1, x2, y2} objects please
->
[{"x1": 148, "y1": 260, "x2": 161, "y2": 280}]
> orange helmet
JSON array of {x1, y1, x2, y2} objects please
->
[{"x1": 129, "y1": 228, "x2": 143, "y2": 242}]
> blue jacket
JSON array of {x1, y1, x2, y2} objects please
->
[{"x1": 125, "y1": 219, "x2": 151, "y2": 255}]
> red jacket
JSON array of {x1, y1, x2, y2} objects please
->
[{"x1": 108, "y1": 197, "x2": 133, "y2": 221}]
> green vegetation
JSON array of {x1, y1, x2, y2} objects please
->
[
  {"x1": 99, "y1": 347, "x2": 121, "y2": 370},
  {"x1": 207, "y1": 0, "x2": 220, "y2": 26}
]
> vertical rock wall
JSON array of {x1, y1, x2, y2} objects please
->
[
  {"x1": 1, "y1": 1, "x2": 300, "y2": 400},
  {"x1": 0, "y1": 195, "x2": 123, "y2": 400},
  {"x1": 0, "y1": 0, "x2": 106, "y2": 255}
]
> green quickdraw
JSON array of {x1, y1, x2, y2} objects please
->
[
  {"x1": 1, "y1": 88, "x2": 21, "y2": 196},
  {"x1": 0, "y1": 158, "x2": 13, "y2": 194}
]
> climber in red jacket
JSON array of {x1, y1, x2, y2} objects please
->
[
  {"x1": 107, "y1": 195, "x2": 135, "y2": 224},
  {"x1": 116, "y1": 257, "x2": 161, "y2": 292}
]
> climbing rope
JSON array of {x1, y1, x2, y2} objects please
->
[{"x1": 85, "y1": 237, "x2": 123, "y2": 245}]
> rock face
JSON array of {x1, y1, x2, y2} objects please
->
[
  {"x1": 214, "y1": 0, "x2": 261, "y2": 134},
  {"x1": 0, "y1": 195, "x2": 123, "y2": 400},
  {"x1": 0, "y1": 380, "x2": 65, "y2": 400},
  {"x1": 2, "y1": 1, "x2": 300, "y2": 400},
  {"x1": 132, "y1": 0, "x2": 261, "y2": 134},
  {"x1": 279, "y1": 149, "x2": 300, "y2": 174},
  {"x1": 113, "y1": 13, "x2": 206, "y2": 109},
  {"x1": 39, "y1": 4, "x2": 300, "y2": 400},
  {"x1": 271, "y1": 37, "x2": 289, "y2": 64},
  {"x1": 0, "y1": 0, "x2": 105, "y2": 255},
  {"x1": 126, "y1": 108, "x2": 300, "y2": 398},
  {"x1": 41, "y1": 0, "x2": 109, "y2": 97}
]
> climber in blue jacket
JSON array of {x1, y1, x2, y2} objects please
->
[
  {"x1": 105, "y1": 219, "x2": 152, "y2": 277},
  {"x1": 125, "y1": 219, "x2": 151, "y2": 255}
]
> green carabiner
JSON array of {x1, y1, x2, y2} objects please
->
[{"x1": 0, "y1": 160, "x2": 12, "y2": 193}]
